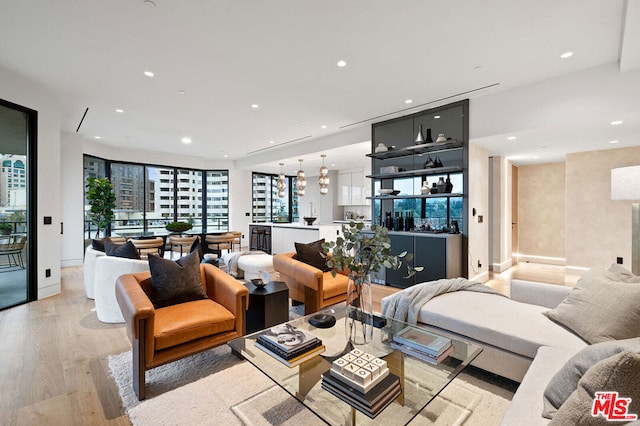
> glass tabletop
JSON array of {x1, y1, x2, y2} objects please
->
[{"x1": 228, "y1": 304, "x2": 481, "y2": 425}]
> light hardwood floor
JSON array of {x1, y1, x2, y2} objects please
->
[{"x1": 0, "y1": 262, "x2": 579, "y2": 425}]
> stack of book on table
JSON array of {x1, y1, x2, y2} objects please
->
[
  {"x1": 321, "y1": 349, "x2": 401, "y2": 418},
  {"x1": 390, "y1": 326, "x2": 454, "y2": 365},
  {"x1": 254, "y1": 324, "x2": 325, "y2": 367}
]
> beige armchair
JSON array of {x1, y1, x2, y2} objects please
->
[
  {"x1": 115, "y1": 263, "x2": 249, "y2": 400},
  {"x1": 273, "y1": 252, "x2": 348, "y2": 315}
]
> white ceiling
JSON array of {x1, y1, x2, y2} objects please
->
[{"x1": 1, "y1": 0, "x2": 639, "y2": 175}]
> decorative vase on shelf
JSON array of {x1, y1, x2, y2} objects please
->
[
  {"x1": 414, "y1": 124, "x2": 425, "y2": 144},
  {"x1": 445, "y1": 177, "x2": 453, "y2": 193},
  {"x1": 426, "y1": 128, "x2": 434, "y2": 143},
  {"x1": 437, "y1": 177, "x2": 446, "y2": 193},
  {"x1": 375, "y1": 143, "x2": 388, "y2": 153},
  {"x1": 345, "y1": 273, "x2": 373, "y2": 344},
  {"x1": 435, "y1": 133, "x2": 447, "y2": 143}
]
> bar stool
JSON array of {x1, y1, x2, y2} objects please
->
[
  {"x1": 250, "y1": 226, "x2": 265, "y2": 251},
  {"x1": 262, "y1": 227, "x2": 272, "y2": 254}
]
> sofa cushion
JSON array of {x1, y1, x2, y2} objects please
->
[
  {"x1": 550, "y1": 351, "x2": 640, "y2": 425},
  {"x1": 295, "y1": 239, "x2": 329, "y2": 272},
  {"x1": 501, "y1": 346, "x2": 578, "y2": 426},
  {"x1": 104, "y1": 239, "x2": 140, "y2": 259},
  {"x1": 91, "y1": 238, "x2": 105, "y2": 252},
  {"x1": 544, "y1": 267, "x2": 640, "y2": 344},
  {"x1": 418, "y1": 291, "x2": 587, "y2": 359},
  {"x1": 148, "y1": 251, "x2": 208, "y2": 309},
  {"x1": 542, "y1": 337, "x2": 640, "y2": 418},
  {"x1": 154, "y1": 299, "x2": 236, "y2": 350}
]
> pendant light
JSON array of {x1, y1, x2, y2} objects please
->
[
  {"x1": 296, "y1": 159, "x2": 306, "y2": 196},
  {"x1": 277, "y1": 163, "x2": 286, "y2": 198},
  {"x1": 318, "y1": 154, "x2": 329, "y2": 195}
]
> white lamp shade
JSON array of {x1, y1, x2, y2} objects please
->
[{"x1": 611, "y1": 166, "x2": 640, "y2": 200}]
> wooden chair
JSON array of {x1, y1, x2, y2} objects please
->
[
  {"x1": 205, "y1": 234, "x2": 234, "y2": 258},
  {"x1": 115, "y1": 263, "x2": 249, "y2": 400},
  {"x1": 228, "y1": 231, "x2": 242, "y2": 252},
  {"x1": 130, "y1": 237, "x2": 165, "y2": 259},
  {"x1": 167, "y1": 235, "x2": 197, "y2": 259},
  {"x1": 0, "y1": 235, "x2": 26, "y2": 269}
]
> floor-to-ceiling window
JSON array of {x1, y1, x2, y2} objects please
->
[
  {"x1": 0, "y1": 99, "x2": 36, "y2": 310},
  {"x1": 251, "y1": 172, "x2": 298, "y2": 223},
  {"x1": 83, "y1": 155, "x2": 229, "y2": 240}
]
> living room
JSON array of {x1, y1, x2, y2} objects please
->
[{"x1": 1, "y1": 1, "x2": 640, "y2": 424}]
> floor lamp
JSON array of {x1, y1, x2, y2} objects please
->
[{"x1": 611, "y1": 165, "x2": 640, "y2": 275}]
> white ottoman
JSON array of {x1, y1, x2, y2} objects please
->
[
  {"x1": 94, "y1": 256, "x2": 149, "y2": 323},
  {"x1": 237, "y1": 253, "x2": 276, "y2": 281},
  {"x1": 83, "y1": 246, "x2": 105, "y2": 299}
]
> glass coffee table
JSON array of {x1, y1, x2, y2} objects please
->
[{"x1": 228, "y1": 304, "x2": 481, "y2": 425}]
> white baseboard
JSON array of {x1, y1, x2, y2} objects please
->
[
  {"x1": 565, "y1": 265, "x2": 589, "y2": 275},
  {"x1": 38, "y1": 282, "x2": 61, "y2": 299},
  {"x1": 491, "y1": 258, "x2": 513, "y2": 273},
  {"x1": 469, "y1": 270, "x2": 489, "y2": 283},
  {"x1": 517, "y1": 254, "x2": 566, "y2": 266},
  {"x1": 61, "y1": 258, "x2": 83, "y2": 267}
]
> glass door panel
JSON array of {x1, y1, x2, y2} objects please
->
[
  {"x1": 0, "y1": 101, "x2": 32, "y2": 310},
  {"x1": 110, "y1": 163, "x2": 145, "y2": 235},
  {"x1": 146, "y1": 166, "x2": 174, "y2": 233}
]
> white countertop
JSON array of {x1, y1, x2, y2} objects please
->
[{"x1": 250, "y1": 222, "x2": 341, "y2": 230}]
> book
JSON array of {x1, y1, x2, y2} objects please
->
[
  {"x1": 256, "y1": 324, "x2": 321, "y2": 355},
  {"x1": 255, "y1": 335, "x2": 322, "y2": 360},
  {"x1": 321, "y1": 371, "x2": 401, "y2": 418},
  {"x1": 390, "y1": 340, "x2": 454, "y2": 365},
  {"x1": 392, "y1": 326, "x2": 452, "y2": 356},
  {"x1": 321, "y1": 370, "x2": 400, "y2": 407},
  {"x1": 255, "y1": 340, "x2": 325, "y2": 367}
]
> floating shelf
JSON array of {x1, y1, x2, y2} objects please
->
[
  {"x1": 367, "y1": 141, "x2": 464, "y2": 160},
  {"x1": 368, "y1": 165, "x2": 463, "y2": 180},
  {"x1": 368, "y1": 193, "x2": 464, "y2": 200}
]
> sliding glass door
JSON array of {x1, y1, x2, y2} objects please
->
[{"x1": 0, "y1": 99, "x2": 36, "y2": 310}]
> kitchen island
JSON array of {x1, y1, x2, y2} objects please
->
[{"x1": 249, "y1": 223, "x2": 342, "y2": 255}]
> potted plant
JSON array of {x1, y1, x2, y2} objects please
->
[
  {"x1": 0, "y1": 222, "x2": 13, "y2": 235},
  {"x1": 165, "y1": 221, "x2": 193, "y2": 233},
  {"x1": 322, "y1": 221, "x2": 422, "y2": 343},
  {"x1": 86, "y1": 177, "x2": 116, "y2": 239}
]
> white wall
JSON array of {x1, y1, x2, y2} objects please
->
[
  {"x1": 0, "y1": 67, "x2": 62, "y2": 298},
  {"x1": 468, "y1": 143, "x2": 490, "y2": 282}
]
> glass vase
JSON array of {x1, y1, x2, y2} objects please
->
[{"x1": 345, "y1": 274, "x2": 373, "y2": 344}]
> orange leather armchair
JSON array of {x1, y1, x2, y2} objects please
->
[
  {"x1": 273, "y1": 252, "x2": 348, "y2": 315},
  {"x1": 115, "y1": 263, "x2": 249, "y2": 400}
]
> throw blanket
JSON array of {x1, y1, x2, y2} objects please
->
[
  {"x1": 223, "y1": 250, "x2": 265, "y2": 277},
  {"x1": 381, "y1": 278, "x2": 504, "y2": 324}
]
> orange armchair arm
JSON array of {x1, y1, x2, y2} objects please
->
[
  {"x1": 115, "y1": 272, "x2": 155, "y2": 341},
  {"x1": 201, "y1": 264, "x2": 249, "y2": 334}
]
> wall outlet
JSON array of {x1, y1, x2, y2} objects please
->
[
  {"x1": 45, "y1": 268, "x2": 51, "y2": 278},
  {"x1": 617, "y1": 257, "x2": 623, "y2": 264}
]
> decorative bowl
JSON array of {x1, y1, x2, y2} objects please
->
[
  {"x1": 250, "y1": 278, "x2": 267, "y2": 287},
  {"x1": 303, "y1": 216, "x2": 317, "y2": 225},
  {"x1": 390, "y1": 190, "x2": 401, "y2": 195},
  {"x1": 378, "y1": 189, "x2": 393, "y2": 195}
]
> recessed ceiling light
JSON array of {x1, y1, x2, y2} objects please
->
[
  {"x1": 434, "y1": 115, "x2": 440, "y2": 119},
  {"x1": 560, "y1": 52, "x2": 574, "y2": 59},
  {"x1": 178, "y1": 90, "x2": 186, "y2": 95},
  {"x1": 144, "y1": 71, "x2": 154, "y2": 77},
  {"x1": 405, "y1": 99, "x2": 413, "y2": 104},
  {"x1": 337, "y1": 60, "x2": 347, "y2": 67},
  {"x1": 251, "y1": 104, "x2": 259, "y2": 109},
  {"x1": 609, "y1": 140, "x2": 620, "y2": 144},
  {"x1": 321, "y1": 125, "x2": 327, "y2": 129},
  {"x1": 331, "y1": 163, "x2": 336, "y2": 167},
  {"x1": 269, "y1": 140, "x2": 274, "y2": 144},
  {"x1": 94, "y1": 136, "x2": 101, "y2": 139},
  {"x1": 611, "y1": 120, "x2": 623, "y2": 125},
  {"x1": 507, "y1": 136, "x2": 517, "y2": 141},
  {"x1": 181, "y1": 137, "x2": 192, "y2": 144},
  {"x1": 115, "y1": 108, "x2": 124, "y2": 113},
  {"x1": 223, "y1": 154, "x2": 228, "y2": 158}
]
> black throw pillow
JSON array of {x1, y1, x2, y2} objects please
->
[
  {"x1": 190, "y1": 237, "x2": 204, "y2": 261},
  {"x1": 148, "y1": 250, "x2": 208, "y2": 309},
  {"x1": 104, "y1": 239, "x2": 140, "y2": 259},
  {"x1": 295, "y1": 239, "x2": 330, "y2": 272},
  {"x1": 91, "y1": 238, "x2": 105, "y2": 252}
]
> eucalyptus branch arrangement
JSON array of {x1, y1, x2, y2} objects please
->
[{"x1": 321, "y1": 221, "x2": 422, "y2": 285}]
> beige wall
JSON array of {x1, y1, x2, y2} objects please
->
[
  {"x1": 518, "y1": 162, "x2": 566, "y2": 263},
  {"x1": 566, "y1": 146, "x2": 640, "y2": 272},
  {"x1": 490, "y1": 157, "x2": 513, "y2": 272},
  {"x1": 468, "y1": 143, "x2": 489, "y2": 282}
]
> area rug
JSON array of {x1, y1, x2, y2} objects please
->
[{"x1": 108, "y1": 346, "x2": 514, "y2": 425}]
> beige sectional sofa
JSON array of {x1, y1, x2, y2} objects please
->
[{"x1": 396, "y1": 266, "x2": 640, "y2": 425}]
